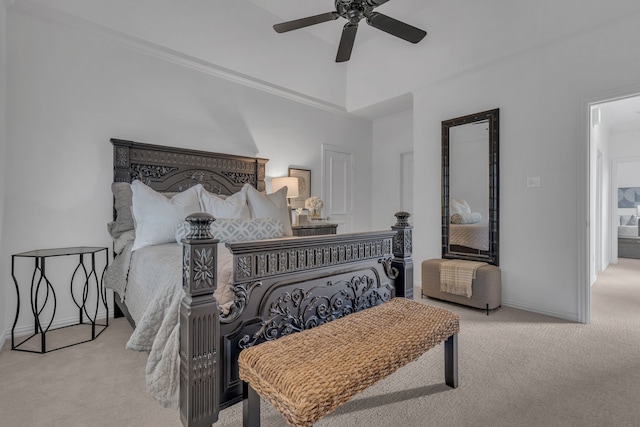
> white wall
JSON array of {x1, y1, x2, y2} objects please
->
[
  {"x1": 23, "y1": 0, "x2": 347, "y2": 108},
  {"x1": 371, "y1": 109, "x2": 413, "y2": 230},
  {"x1": 0, "y1": 1, "x2": 8, "y2": 349},
  {"x1": 611, "y1": 129, "x2": 640, "y2": 160},
  {"x1": 413, "y1": 11, "x2": 640, "y2": 321},
  {"x1": 611, "y1": 130, "x2": 640, "y2": 226},
  {"x1": 346, "y1": 0, "x2": 640, "y2": 112},
  {"x1": 2, "y1": 8, "x2": 373, "y2": 336},
  {"x1": 617, "y1": 160, "x2": 640, "y2": 186}
]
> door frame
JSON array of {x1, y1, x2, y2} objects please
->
[{"x1": 582, "y1": 86, "x2": 640, "y2": 324}]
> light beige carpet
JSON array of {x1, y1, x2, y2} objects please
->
[{"x1": 2, "y1": 259, "x2": 640, "y2": 427}]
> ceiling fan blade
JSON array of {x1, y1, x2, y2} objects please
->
[
  {"x1": 273, "y1": 11, "x2": 340, "y2": 33},
  {"x1": 366, "y1": 0, "x2": 390, "y2": 6},
  {"x1": 336, "y1": 22, "x2": 358, "y2": 62},
  {"x1": 366, "y1": 12, "x2": 426, "y2": 43}
]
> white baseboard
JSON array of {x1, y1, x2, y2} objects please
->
[
  {"x1": 415, "y1": 285, "x2": 578, "y2": 322},
  {"x1": 5, "y1": 309, "x2": 115, "y2": 344},
  {"x1": 501, "y1": 299, "x2": 578, "y2": 322},
  {"x1": 0, "y1": 330, "x2": 7, "y2": 352}
]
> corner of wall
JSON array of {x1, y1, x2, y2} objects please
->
[{"x1": 0, "y1": 0, "x2": 8, "y2": 346}]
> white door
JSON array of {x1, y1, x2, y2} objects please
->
[{"x1": 322, "y1": 145, "x2": 354, "y2": 232}]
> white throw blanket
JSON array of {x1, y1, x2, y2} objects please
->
[
  {"x1": 105, "y1": 242, "x2": 235, "y2": 408},
  {"x1": 439, "y1": 260, "x2": 487, "y2": 298}
]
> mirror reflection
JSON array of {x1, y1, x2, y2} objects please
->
[
  {"x1": 442, "y1": 109, "x2": 499, "y2": 265},
  {"x1": 449, "y1": 122, "x2": 490, "y2": 254}
]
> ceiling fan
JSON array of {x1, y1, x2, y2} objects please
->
[{"x1": 273, "y1": 0, "x2": 427, "y2": 63}]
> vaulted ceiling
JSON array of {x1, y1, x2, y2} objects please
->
[{"x1": 18, "y1": 0, "x2": 640, "y2": 119}]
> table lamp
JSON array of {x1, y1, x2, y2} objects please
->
[{"x1": 271, "y1": 177, "x2": 300, "y2": 205}]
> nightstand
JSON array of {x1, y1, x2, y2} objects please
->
[
  {"x1": 292, "y1": 223, "x2": 338, "y2": 236},
  {"x1": 11, "y1": 246, "x2": 109, "y2": 353}
]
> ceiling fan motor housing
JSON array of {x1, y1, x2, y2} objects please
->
[{"x1": 336, "y1": 0, "x2": 384, "y2": 22}]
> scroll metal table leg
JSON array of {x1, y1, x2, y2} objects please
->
[
  {"x1": 11, "y1": 255, "x2": 20, "y2": 349},
  {"x1": 31, "y1": 257, "x2": 57, "y2": 353},
  {"x1": 101, "y1": 249, "x2": 109, "y2": 327}
]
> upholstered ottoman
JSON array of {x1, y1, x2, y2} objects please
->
[{"x1": 421, "y1": 258, "x2": 501, "y2": 314}]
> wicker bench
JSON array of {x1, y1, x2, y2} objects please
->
[{"x1": 238, "y1": 298, "x2": 460, "y2": 427}]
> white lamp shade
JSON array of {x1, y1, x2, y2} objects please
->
[{"x1": 271, "y1": 177, "x2": 300, "y2": 198}]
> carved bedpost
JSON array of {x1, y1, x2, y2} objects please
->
[
  {"x1": 391, "y1": 211, "x2": 414, "y2": 299},
  {"x1": 180, "y1": 213, "x2": 220, "y2": 427}
]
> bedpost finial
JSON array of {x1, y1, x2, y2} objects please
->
[
  {"x1": 185, "y1": 212, "x2": 216, "y2": 240},
  {"x1": 394, "y1": 211, "x2": 411, "y2": 227}
]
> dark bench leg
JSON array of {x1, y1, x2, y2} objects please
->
[
  {"x1": 444, "y1": 334, "x2": 458, "y2": 388},
  {"x1": 243, "y1": 382, "x2": 261, "y2": 427}
]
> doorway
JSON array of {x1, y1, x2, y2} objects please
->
[
  {"x1": 322, "y1": 145, "x2": 354, "y2": 232},
  {"x1": 588, "y1": 93, "x2": 640, "y2": 323}
]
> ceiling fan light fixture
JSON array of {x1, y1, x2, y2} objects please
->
[{"x1": 273, "y1": 0, "x2": 426, "y2": 62}]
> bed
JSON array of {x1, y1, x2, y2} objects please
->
[
  {"x1": 105, "y1": 139, "x2": 414, "y2": 427},
  {"x1": 449, "y1": 223, "x2": 489, "y2": 255}
]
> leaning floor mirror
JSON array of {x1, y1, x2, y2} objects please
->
[{"x1": 441, "y1": 108, "x2": 499, "y2": 265}]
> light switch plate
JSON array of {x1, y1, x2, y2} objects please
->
[{"x1": 527, "y1": 176, "x2": 541, "y2": 188}]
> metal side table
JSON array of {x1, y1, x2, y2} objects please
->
[{"x1": 11, "y1": 246, "x2": 109, "y2": 353}]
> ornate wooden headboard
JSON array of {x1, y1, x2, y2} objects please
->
[{"x1": 111, "y1": 138, "x2": 268, "y2": 195}]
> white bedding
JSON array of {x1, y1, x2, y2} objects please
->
[
  {"x1": 104, "y1": 241, "x2": 235, "y2": 408},
  {"x1": 450, "y1": 222, "x2": 489, "y2": 251},
  {"x1": 618, "y1": 225, "x2": 639, "y2": 237}
]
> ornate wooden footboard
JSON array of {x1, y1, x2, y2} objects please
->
[
  {"x1": 109, "y1": 139, "x2": 414, "y2": 427},
  {"x1": 180, "y1": 213, "x2": 413, "y2": 427}
]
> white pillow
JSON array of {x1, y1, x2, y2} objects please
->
[
  {"x1": 175, "y1": 218, "x2": 284, "y2": 244},
  {"x1": 450, "y1": 212, "x2": 482, "y2": 224},
  {"x1": 620, "y1": 215, "x2": 631, "y2": 225},
  {"x1": 130, "y1": 180, "x2": 202, "y2": 251},
  {"x1": 450, "y1": 198, "x2": 471, "y2": 214},
  {"x1": 450, "y1": 199, "x2": 463, "y2": 214},
  {"x1": 243, "y1": 183, "x2": 292, "y2": 236},
  {"x1": 199, "y1": 188, "x2": 250, "y2": 219}
]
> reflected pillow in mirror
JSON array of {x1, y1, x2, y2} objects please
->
[
  {"x1": 451, "y1": 212, "x2": 482, "y2": 224},
  {"x1": 450, "y1": 199, "x2": 471, "y2": 214}
]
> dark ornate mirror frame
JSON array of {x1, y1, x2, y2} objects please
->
[{"x1": 441, "y1": 108, "x2": 500, "y2": 265}]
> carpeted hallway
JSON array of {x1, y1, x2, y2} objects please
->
[{"x1": 1, "y1": 259, "x2": 639, "y2": 427}]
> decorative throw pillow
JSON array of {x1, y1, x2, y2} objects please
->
[
  {"x1": 131, "y1": 180, "x2": 202, "y2": 251},
  {"x1": 627, "y1": 215, "x2": 638, "y2": 226},
  {"x1": 199, "y1": 188, "x2": 250, "y2": 219},
  {"x1": 450, "y1": 212, "x2": 482, "y2": 224},
  {"x1": 450, "y1": 199, "x2": 471, "y2": 214},
  {"x1": 620, "y1": 215, "x2": 632, "y2": 225},
  {"x1": 175, "y1": 218, "x2": 284, "y2": 244},
  {"x1": 107, "y1": 182, "x2": 134, "y2": 239},
  {"x1": 243, "y1": 184, "x2": 292, "y2": 236}
]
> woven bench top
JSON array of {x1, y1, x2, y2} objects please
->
[{"x1": 238, "y1": 297, "x2": 460, "y2": 427}]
